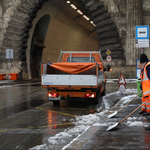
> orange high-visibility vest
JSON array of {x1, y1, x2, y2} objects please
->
[{"x1": 141, "y1": 61, "x2": 150, "y2": 97}]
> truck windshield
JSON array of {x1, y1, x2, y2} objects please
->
[{"x1": 67, "y1": 57, "x2": 95, "y2": 62}]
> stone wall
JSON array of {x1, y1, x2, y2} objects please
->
[
  {"x1": 0, "y1": 0, "x2": 99, "y2": 79},
  {"x1": 142, "y1": 0, "x2": 150, "y2": 58},
  {"x1": 0, "y1": 0, "x2": 150, "y2": 79}
]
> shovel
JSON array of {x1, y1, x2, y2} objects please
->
[
  {"x1": 106, "y1": 98, "x2": 149, "y2": 131},
  {"x1": 108, "y1": 91, "x2": 142, "y2": 119}
]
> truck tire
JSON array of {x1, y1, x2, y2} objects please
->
[
  {"x1": 52, "y1": 101, "x2": 60, "y2": 105},
  {"x1": 69, "y1": 97, "x2": 75, "y2": 104},
  {"x1": 101, "y1": 87, "x2": 105, "y2": 96},
  {"x1": 93, "y1": 88, "x2": 100, "y2": 104}
]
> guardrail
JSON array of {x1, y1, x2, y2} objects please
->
[{"x1": 105, "y1": 69, "x2": 136, "y2": 79}]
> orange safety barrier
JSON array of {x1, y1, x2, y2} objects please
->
[
  {"x1": 9, "y1": 73, "x2": 19, "y2": 80},
  {"x1": 0, "y1": 74, "x2": 6, "y2": 80}
]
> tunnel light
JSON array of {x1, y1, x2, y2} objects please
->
[
  {"x1": 83, "y1": 15, "x2": 89, "y2": 20},
  {"x1": 90, "y1": 21, "x2": 96, "y2": 26},
  {"x1": 70, "y1": 4, "x2": 77, "y2": 9},
  {"x1": 77, "y1": 10, "x2": 83, "y2": 15},
  {"x1": 66, "y1": 1, "x2": 70, "y2": 3},
  {"x1": 66, "y1": 2, "x2": 96, "y2": 27}
]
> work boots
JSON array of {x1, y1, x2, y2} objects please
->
[
  {"x1": 147, "y1": 116, "x2": 150, "y2": 121},
  {"x1": 139, "y1": 111, "x2": 150, "y2": 115},
  {"x1": 145, "y1": 126, "x2": 150, "y2": 130},
  {"x1": 139, "y1": 111, "x2": 145, "y2": 114},
  {"x1": 143, "y1": 112, "x2": 150, "y2": 116}
]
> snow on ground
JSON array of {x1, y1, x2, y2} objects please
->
[
  {"x1": 102, "y1": 87, "x2": 138, "y2": 110},
  {"x1": 125, "y1": 88, "x2": 138, "y2": 94},
  {"x1": 127, "y1": 121, "x2": 144, "y2": 127},
  {"x1": 0, "y1": 80, "x2": 16, "y2": 88},
  {"x1": 126, "y1": 117, "x2": 145, "y2": 127},
  {"x1": 126, "y1": 117, "x2": 149, "y2": 127},
  {"x1": 102, "y1": 91, "x2": 120, "y2": 110},
  {"x1": 120, "y1": 94, "x2": 138, "y2": 107},
  {"x1": 0, "y1": 80, "x2": 14, "y2": 84},
  {"x1": 29, "y1": 87, "x2": 142, "y2": 150}
]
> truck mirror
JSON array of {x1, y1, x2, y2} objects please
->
[
  {"x1": 107, "y1": 65, "x2": 111, "y2": 71},
  {"x1": 104, "y1": 68, "x2": 107, "y2": 71},
  {"x1": 104, "y1": 65, "x2": 111, "y2": 71}
]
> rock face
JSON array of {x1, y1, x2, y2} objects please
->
[
  {"x1": 0, "y1": 0, "x2": 47, "y2": 78},
  {"x1": 0, "y1": 0, "x2": 149, "y2": 79}
]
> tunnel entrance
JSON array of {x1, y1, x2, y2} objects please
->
[
  {"x1": 31, "y1": 38, "x2": 45, "y2": 78},
  {"x1": 30, "y1": 14, "x2": 50, "y2": 78}
]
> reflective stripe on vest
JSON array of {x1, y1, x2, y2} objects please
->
[
  {"x1": 143, "y1": 91, "x2": 150, "y2": 95},
  {"x1": 146, "y1": 102, "x2": 150, "y2": 105},
  {"x1": 141, "y1": 70, "x2": 149, "y2": 82}
]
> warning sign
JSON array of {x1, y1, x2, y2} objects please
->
[
  {"x1": 119, "y1": 84, "x2": 126, "y2": 94},
  {"x1": 118, "y1": 73, "x2": 126, "y2": 94},
  {"x1": 118, "y1": 73, "x2": 126, "y2": 85}
]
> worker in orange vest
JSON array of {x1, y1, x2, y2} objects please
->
[{"x1": 139, "y1": 53, "x2": 150, "y2": 118}]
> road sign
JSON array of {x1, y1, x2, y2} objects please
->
[
  {"x1": 136, "y1": 43, "x2": 149, "y2": 48},
  {"x1": 106, "y1": 49, "x2": 111, "y2": 55},
  {"x1": 136, "y1": 26, "x2": 149, "y2": 48},
  {"x1": 136, "y1": 39, "x2": 149, "y2": 43},
  {"x1": 136, "y1": 39, "x2": 149, "y2": 48},
  {"x1": 118, "y1": 73, "x2": 126, "y2": 94},
  {"x1": 106, "y1": 55, "x2": 112, "y2": 62},
  {"x1": 6, "y1": 49, "x2": 13, "y2": 59},
  {"x1": 118, "y1": 73, "x2": 126, "y2": 85},
  {"x1": 118, "y1": 83, "x2": 126, "y2": 94},
  {"x1": 136, "y1": 26, "x2": 149, "y2": 39}
]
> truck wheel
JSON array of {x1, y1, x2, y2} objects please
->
[
  {"x1": 93, "y1": 88, "x2": 100, "y2": 104},
  {"x1": 52, "y1": 101, "x2": 60, "y2": 105},
  {"x1": 69, "y1": 98, "x2": 75, "y2": 104},
  {"x1": 101, "y1": 87, "x2": 105, "y2": 96}
]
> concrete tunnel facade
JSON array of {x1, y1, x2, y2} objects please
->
[{"x1": 0, "y1": 0, "x2": 150, "y2": 79}]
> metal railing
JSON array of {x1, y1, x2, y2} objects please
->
[{"x1": 105, "y1": 69, "x2": 136, "y2": 79}]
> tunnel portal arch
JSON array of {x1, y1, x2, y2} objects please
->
[
  {"x1": 0, "y1": 0, "x2": 127, "y2": 79},
  {"x1": 30, "y1": 14, "x2": 50, "y2": 78},
  {"x1": 79, "y1": 0, "x2": 125, "y2": 66}
]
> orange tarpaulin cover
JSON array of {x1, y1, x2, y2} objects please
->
[{"x1": 48, "y1": 62, "x2": 103, "y2": 74}]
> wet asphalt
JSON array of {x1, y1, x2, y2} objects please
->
[
  {"x1": 0, "y1": 80, "x2": 105, "y2": 149},
  {"x1": 78, "y1": 99, "x2": 150, "y2": 150},
  {"x1": 65, "y1": 83, "x2": 150, "y2": 150},
  {"x1": 0, "y1": 80, "x2": 148, "y2": 150}
]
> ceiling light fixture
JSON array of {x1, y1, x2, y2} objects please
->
[
  {"x1": 66, "y1": 1, "x2": 70, "y2": 3},
  {"x1": 77, "y1": 10, "x2": 83, "y2": 15},
  {"x1": 70, "y1": 4, "x2": 77, "y2": 9},
  {"x1": 90, "y1": 21, "x2": 96, "y2": 26},
  {"x1": 83, "y1": 15, "x2": 89, "y2": 20},
  {"x1": 66, "y1": 1, "x2": 95, "y2": 27}
]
